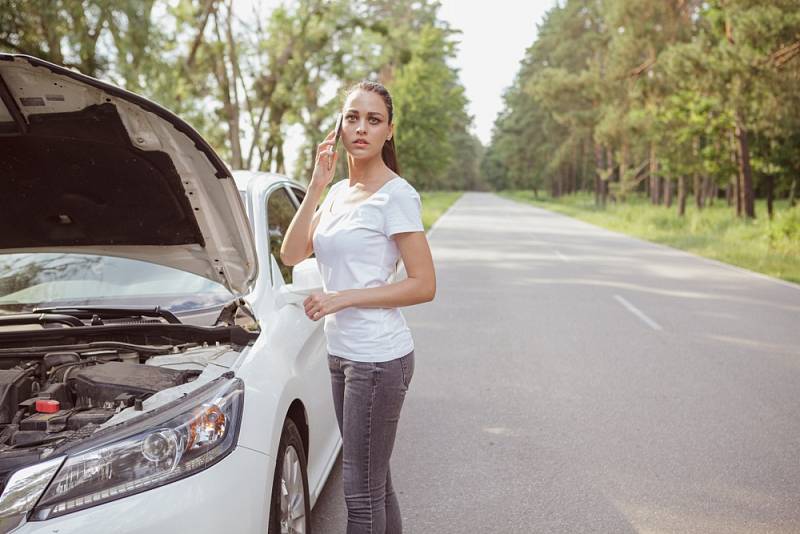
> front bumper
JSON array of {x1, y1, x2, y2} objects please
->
[{"x1": 12, "y1": 446, "x2": 271, "y2": 534}]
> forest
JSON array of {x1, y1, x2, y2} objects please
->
[{"x1": 485, "y1": 0, "x2": 800, "y2": 221}]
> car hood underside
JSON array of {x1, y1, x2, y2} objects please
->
[{"x1": 0, "y1": 54, "x2": 256, "y2": 295}]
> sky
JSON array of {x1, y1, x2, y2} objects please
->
[{"x1": 437, "y1": 0, "x2": 555, "y2": 145}]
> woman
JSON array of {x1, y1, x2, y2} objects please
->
[{"x1": 280, "y1": 80, "x2": 436, "y2": 533}]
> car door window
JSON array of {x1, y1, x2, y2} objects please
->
[
  {"x1": 266, "y1": 187, "x2": 297, "y2": 285},
  {"x1": 289, "y1": 187, "x2": 316, "y2": 260},
  {"x1": 290, "y1": 187, "x2": 305, "y2": 205}
]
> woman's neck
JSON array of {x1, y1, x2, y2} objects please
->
[{"x1": 347, "y1": 154, "x2": 394, "y2": 188}]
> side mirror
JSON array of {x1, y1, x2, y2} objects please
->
[{"x1": 276, "y1": 258, "x2": 323, "y2": 308}]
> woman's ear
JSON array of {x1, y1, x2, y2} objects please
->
[{"x1": 387, "y1": 123, "x2": 394, "y2": 142}]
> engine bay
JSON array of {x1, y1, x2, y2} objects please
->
[
  {"x1": 1, "y1": 350, "x2": 201, "y2": 447},
  {"x1": 0, "y1": 334, "x2": 246, "y2": 496}
]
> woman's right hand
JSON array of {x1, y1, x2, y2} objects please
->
[{"x1": 309, "y1": 129, "x2": 339, "y2": 192}]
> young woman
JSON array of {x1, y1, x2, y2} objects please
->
[{"x1": 280, "y1": 80, "x2": 436, "y2": 533}]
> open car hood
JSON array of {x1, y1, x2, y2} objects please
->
[{"x1": 0, "y1": 54, "x2": 256, "y2": 295}]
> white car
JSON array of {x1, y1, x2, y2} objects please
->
[{"x1": 0, "y1": 54, "x2": 340, "y2": 533}]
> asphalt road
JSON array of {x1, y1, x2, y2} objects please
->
[{"x1": 311, "y1": 192, "x2": 800, "y2": 534}]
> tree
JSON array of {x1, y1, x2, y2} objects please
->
[
  {"x1": 484, "y1": 0, "x2": 800, "y2": 223},
  {"x1": 390, "y1": 24, "x2": 470, "y2": 190}
]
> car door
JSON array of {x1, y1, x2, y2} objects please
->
[{"x1": 264, "y1": 184, "x2": 339, "y2": 494}]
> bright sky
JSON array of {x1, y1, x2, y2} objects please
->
[{"x1": 437, "y1": 0, "x2": 555, "y2": 145}]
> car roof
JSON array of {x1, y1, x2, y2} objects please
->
[{"x1": 231, "y1": 170, "x2": 305, "y2": 193}]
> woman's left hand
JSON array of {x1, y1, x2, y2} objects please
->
[{"x1": 303, "y1": 291, "x2": 351, "y2": 321}]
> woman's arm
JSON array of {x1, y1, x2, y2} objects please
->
[
  {"x1": 303, "y1": 231, "x2": 435, "y2": 321},
  {"x1": 280, "y1": 130, "x2": 338, "y2": 266},
  {"x1": 280, "y1": 183, "x2": 324, "y2": 266},
  {"x1": 346, "y1": 231, "x2": 436, "y2": 307}
]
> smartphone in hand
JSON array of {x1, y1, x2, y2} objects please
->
[{"x1": 333, "y1": 113, "x2": 343, "y2": 152}]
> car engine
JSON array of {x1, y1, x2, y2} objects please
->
[{"x1": 0, "y1": 346, "x2": 202, "y2": 493}]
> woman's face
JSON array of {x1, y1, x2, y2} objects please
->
[{"x1": 341, "y1": 89, "x2": 393, "y2": 161}]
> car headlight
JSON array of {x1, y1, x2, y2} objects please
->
[{"x1": 30, "y1": 375, "x2": 244, "y2": 521}]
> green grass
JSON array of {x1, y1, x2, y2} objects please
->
[
  {"x1": 500, "y1": 190, "x2": 800, "y2": 284},
  {"x1": 420, "y1": 191, "x2": 463, "y2": 231}
]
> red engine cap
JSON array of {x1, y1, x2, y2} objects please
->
[{"x1": 35, "y1": 399, "x2": 60, "y2": 413}]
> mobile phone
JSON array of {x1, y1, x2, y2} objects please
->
[{"x1": 333, "y1": 113, "x2": 343, "y2": 152}]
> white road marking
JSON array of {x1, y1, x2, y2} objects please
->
[
  {"x1": 613, "y1": 295, "x2": 663, "y2": 331},
  {"x1": 483, "y1": 427, "x2": 515, "y2": 436},
  {"x1": 555, "y1": 250, "x2": 569, "y2": 262}
]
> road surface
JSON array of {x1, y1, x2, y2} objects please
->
[{"x1": 311, "y1": 192, "x2": 800, "y2": 533}]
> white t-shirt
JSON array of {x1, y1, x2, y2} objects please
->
[{"x1": 312, "y1": 176, "x2": 424, "y2": 362}]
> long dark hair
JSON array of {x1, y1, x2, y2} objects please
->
[{"x1": 344, "y1": 81, "x2": 400, "y2": 174}]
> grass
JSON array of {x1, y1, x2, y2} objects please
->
[
  {"x1": 420, "y1": 191, "x2": 463, "y2": 231},
  {"x1": 499, "y1": 190, "x2": 800, "y2": 284}
]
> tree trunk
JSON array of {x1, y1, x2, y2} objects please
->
[
  {"x1": 212, "y1": 9, "x2": 242, "y2": 169},
  {"x1": 678, "y1": 175, "x2": 687, "y2": 216},
  {"x1": 734, "y1": 112, "x2": 756, "y2": 218},
  {"x1": 594, "y1": 143, "x2": 604, "y2": 207},
  {"x1": 789, "y1": 177, "x2": 797, "y2": 207},
  {"x1": 275, "y1": 145, "x2": 285, "y2": 175},
  {"x1": 692, "y1": 137, "x2": 702, "y2": 209},
  {"x1": 186, "y1": 0, "x2": 219, "y2": 69},
  {"x1": 766, "y1": 174, "x2": 775, "y2": 219},
  {"x1": 570, "y1": 162, "x2": 577, "y2": 194},
  {"x1": 571, "y1": 143, "x2": 580, "y2": 194},
  {"x1": 40, "y1": 7, "x2": 66, "y2": 65},
  {"x1": 247, "y1": 106, "x2": 268, "y2": 170},
  {"x1": 650, "y1": 143, "x2": 660, "y2": 205},
  {"x1": 604, "y1": 145, "x2": 613, "y2": 206},
  {"x1": 619, "y1": 141, "x2": 629, "y2": 202},
  {"x1": 261, "y1": 144, "x2": 274, "y2": 172},
  {"x1": 730, "y1": 129, "x2": 741, "y2": 216},
  {"x1": 702, "y1": 175, "x2": 713, "y2": 207},
  {"x1": 664, "y1": 178, "x2": 673, "y2": 208},
  {"x1": 693, "y1": 174, "x2": 702, "y2": 209}
]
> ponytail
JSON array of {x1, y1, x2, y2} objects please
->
[{"x1": 382, "y1": 137, "x2": 400, "y2": 174}]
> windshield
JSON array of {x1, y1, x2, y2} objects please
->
[{"x1": 0, "y1": 253, "x2": 233, "y2": 314}]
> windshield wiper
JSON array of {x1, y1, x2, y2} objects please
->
[
  {"x1": 32, "y1": 306, "x2": 181, "y2": 325},
  {"x1": 0, "y1": 313, "x2": 84, "y2": 327}
]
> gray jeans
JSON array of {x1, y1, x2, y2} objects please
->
[{"x1": 328, "y1": 351, "x2": 415, "y2": 534}]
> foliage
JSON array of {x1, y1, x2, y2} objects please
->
[
  {"x1": 391, "y1": 25, "x2": 469, "y2": 190},
  {"x1": 486, "y1": 0, "x2": 800, "y2": 222},
  {"x1": 0, "y1": 0, "x2": 479, "y2": 190}
]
